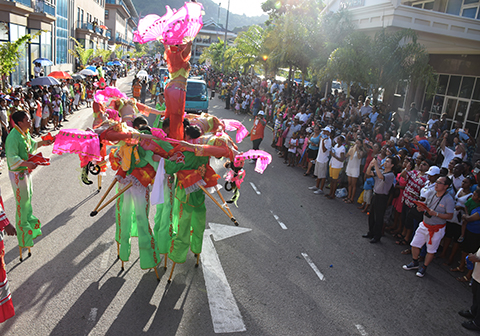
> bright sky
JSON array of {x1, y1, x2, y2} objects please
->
[{"x1": 217, "y1": 0, "x2": 266, "y2": 17}]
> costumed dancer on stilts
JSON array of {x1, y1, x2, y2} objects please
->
[
  {"x1": 0, "y1": 185, "x2": 16, "y2": 323},
  {"x1": 5, "y1": 111, "x2": 53, "y2": 259}
]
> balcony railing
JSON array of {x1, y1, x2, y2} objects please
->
[
  {"x1": 10, "y1": 0, "x2": 32, "y2": 7},
  {"x1": 33, "y1": 0, "x2": 55, "y2": 15}
]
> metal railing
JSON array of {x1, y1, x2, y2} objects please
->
[
  {"x1": 11, "y1": 0, "x2": 32, "y2": 7},
  {"x1": 33, "y1": 0, "x2": 55, "y2": 15}
]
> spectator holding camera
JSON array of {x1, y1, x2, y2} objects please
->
[{"x1": 403, "y1": 176, "x2": 454, "y2": 277}]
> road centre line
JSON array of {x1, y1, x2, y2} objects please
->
[
  {"x1": 355, "y1": 324, "x2": 368, "y2": 335},
  {"x1": 249, "y1": 182, "x2": 261, "y2": 195},
  {"x1": 270, "y1": 210, "x2": 287, "y2": 230},
  {"x1": 301, "y1": 253, "x2": 325, "y2": 281}
]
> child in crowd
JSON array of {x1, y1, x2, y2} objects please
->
[
  {"x1": 51, "y1": 95, "x2": 62, "y2": 129},
  {"x1": 359, "y1": 176, "x2": 375, "y2": 213},
  {"x1": 288, "y1": 132, "x2": 300, "y2": 167},
  {"x1": 86, "y1": 85, "x2": 93, "y2": 108}
]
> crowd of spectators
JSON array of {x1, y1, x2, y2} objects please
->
[{"x1": 207, "y1": 69, "x2": 480, "y2": 286}]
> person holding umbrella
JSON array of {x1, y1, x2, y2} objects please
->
[{"x1": 33, "y1": 62, "x2": 43, "y2": 78}]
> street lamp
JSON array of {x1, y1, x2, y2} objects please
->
[
  {"x1": 222, "y1": 0, "x2": 230, "y2": 73},
  {"x1": 262, "y1": 55, "x2": 268, "y2": 77}
]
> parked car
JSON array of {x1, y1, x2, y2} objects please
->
[{"x1": 185, "y1": 78, "x2": 209, "y2": 114}]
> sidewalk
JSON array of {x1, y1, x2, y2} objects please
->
[{"x1": 0, "y1": 72, "x2": 135, "y2": 204}]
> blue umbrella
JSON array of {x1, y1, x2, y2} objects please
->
[
  {"x1": 106, "y1": 61, "x2": 114, "y2": 66},
  {"x1": 33, "y1": 58, "x2": 53, "y2": 66},
  {"x1": 30, "y1": 76, "x2": 60, "y2": 86},
  {"x1": 113, "y1": 61, "x2": 122, "y2": 66},
  {"x1": 86, "y1": 65, "x2": 97, "y2": 72}
]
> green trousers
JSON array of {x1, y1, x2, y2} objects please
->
[
  {"x1": 117, "y1": 179, "x2": 160, "y2": 269},
  {"x1": 168, "y1": 187, "x2": 206, "y2": 264},
  {"x1": 153, "y1": 175, "x2": 174, "y2": 254},
  {"x1": 9, "y1": 171, "x2": 41, "y2": 248}
]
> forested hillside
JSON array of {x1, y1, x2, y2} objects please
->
[{"x1": 131, "y1": 0, "x2": 267, "y2": 30}]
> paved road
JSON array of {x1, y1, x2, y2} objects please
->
[{"x1": 0, "y1": 74, "x2": 474, "y2": 336}]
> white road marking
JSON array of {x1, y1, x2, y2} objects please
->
[
  {"x1": 249, "y1": 182, "x2": 261, "y2": 195},
  {"x1": 84, "y1": 308, "x2": 98, "y2": 336},
  {"x1": 270, "y1": 210, "x2": 287, "y2": 230},
  {"x1": 301, "y1": 253, "x2": 325, "y2": 281},
  {"x1": 355, "y1": 324, "x2": 368, "y2": 336},
  {"x1": 100, "y1": 242, "x2": 113, "y2": 269},
  {"x1": 201, "y1": 223, "x2": 249, "y2": 333}
]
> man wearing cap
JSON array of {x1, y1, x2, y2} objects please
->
[
  {"x1": 309, "y1": 127, "x2": 332, "y2": 194},
  {"x1": 403, "y1": 175, "x2": 454, "y2": 277},
  {"x1": 249, "y1": 111, "x2": 267, "y2": 163}
]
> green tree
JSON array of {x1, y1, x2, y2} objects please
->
[
  {"x1": 199, "y1": 39, "x2": 233, "y2": 72},
  {"x1": 92, "y1": 45, "x2": 113, "y2": 63},
  {"x1": 227, "y1": 25, "x2": 266, "y2": 74},
  {"x1": 321, "y1": 32, "x2": 372, "y2": 97},
  {"x1": 368, "y1": 29, "x2": 435, "y2": 102},
  {"x1": 263, "y1": 0, "x2": 322, "y2": 83},
  {"x1": 0, "y1": 32, "x2": 39, "y2": 90},
  {"x1": 68, "y1": 37, "x2": 94, "y2": 69}
]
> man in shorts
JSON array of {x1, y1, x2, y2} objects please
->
[
  {"x1": 309, "y1": 127, "x2": 332, "y2": 195},
  {"x1": 403, "y1": 176, "x2": 454, "y2": 277}
]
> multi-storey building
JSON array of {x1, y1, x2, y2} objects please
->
[
  {"x1": 0, "y1": 0, "x2": 137, "y2": 85},
  {"x1": 325, "y1": 0, "x2": 480, "y2": 137},
  {"x1": 191, "y1": 19, "x2": 237, "y2": 64},
  {"x1": 104, "y1": 0, "x2": 137, "y2": 52}
]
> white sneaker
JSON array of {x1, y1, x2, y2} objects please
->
[
  {"x1": 314, "y1": 189, "x2": 324, "y2": 195},
  {"x1": 308, "y1": 186, "x2": 319, "y2": 190}
]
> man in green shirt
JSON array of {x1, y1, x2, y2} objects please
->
[{"x1": 5, "y1": 111, "x2": 52, "y2": 251}]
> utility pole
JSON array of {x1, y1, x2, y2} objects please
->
[
  {"x1": 222, "y1": 0, "x2": 230, "y2": 73},
  {"x1": 216, "y1": 2, "x2": 221, "y2": 41}
]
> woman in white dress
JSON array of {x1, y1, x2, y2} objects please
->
[{"x1": 345, "y1": 138, "x2": 365, "y2": 203}]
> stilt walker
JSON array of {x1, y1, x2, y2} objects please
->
[
  {"x1": 5, "y1": 111, "x2": 53, "y2": 258},
  {"x1": 0, "y1": 188, "x2": 16, "y2": 323}
]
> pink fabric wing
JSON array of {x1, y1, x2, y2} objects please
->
[
  {"x1": 234, "y1": 150, "x2": 272, "y2": 174},
  {"x1": 53, "y1": 129, "x2": 101, "y2": 161},
  {"x1": 223, "y1": 119, "x2": 249, "y2": 143},
  {"x1": 94, "y1": 87, "x2": 127, "y2": 106},
  {"x1": 134, "y1": 14, "x2": 162, "y2": 43},
  {"x1": 162, "y1": 2, "x2": 203, "y2": 45}
]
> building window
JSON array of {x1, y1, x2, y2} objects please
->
[
  {"x1": 412, "y1": 1, "x2": 435, "y2": 9},
  {"x1": 105, "y1": 9, "x2": 109, "y2": 19}
]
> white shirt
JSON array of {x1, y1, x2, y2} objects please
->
[
  {"x1": 316, "y1": 137, "x2": 332, "y2": 163},
  {"x1": 441, "y1": 147, "x2": 463, "y2": 168},
  {"x1": 330, "y1": 144, "x2": 345, "y2": 169},
  {"x1": 360, "y1": 105, "x2": 372, "y2": 116}
]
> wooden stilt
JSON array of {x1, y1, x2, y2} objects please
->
[
  {"x1": 91, "y1": 179, "x2": 118, "y2": 216},
  {"x1": 27, "y1": 247, "x2": 31, "y2": 257},
  {"x1": 154, "y1": 267, "x2": 160, "y2": 281},
  {"x1": 198, "y1": 184, "x2": 239, "y2": 225},
  {"x1": 215, "y1": 186, "x2": 234, "y2": 218},
  {"x1": 91, "y1": 182, "x2": 132, "y2": 216},
  {"x1": 97, "y1": 174, "x2": 102, "y2": 190},
  {"x1": 198, "y1": 184, "x2": 231, "y2": 219},
  {"x1": 121, "y1": 260, "x2": 124, "y2": 271},
  {"x1": 195, "y1": 253, "x2": 200, "y2": 268},
  {"x1": 164, "y1": 253, "x2": 167, "y2": 270},
  {"x1": 19, "y1": 246, "x2": 23, "y2": 262},
  {"x1": 116, "y1": 242, "x2": 120, "y2": 259},
  {"x1": 167, "y1": 262, "x2": 176, "y2": 283}
]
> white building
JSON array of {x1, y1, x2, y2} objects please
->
[
  {"x1": 191, "y1": 19, "x2": 237, "y2": 64},
  {"x1": 324, "y1": 0, "x2": 480, "y2": 137}
]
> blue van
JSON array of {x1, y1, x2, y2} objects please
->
[{"x1": 185, "y1": 78, "x2": 209, "y2": 113}]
